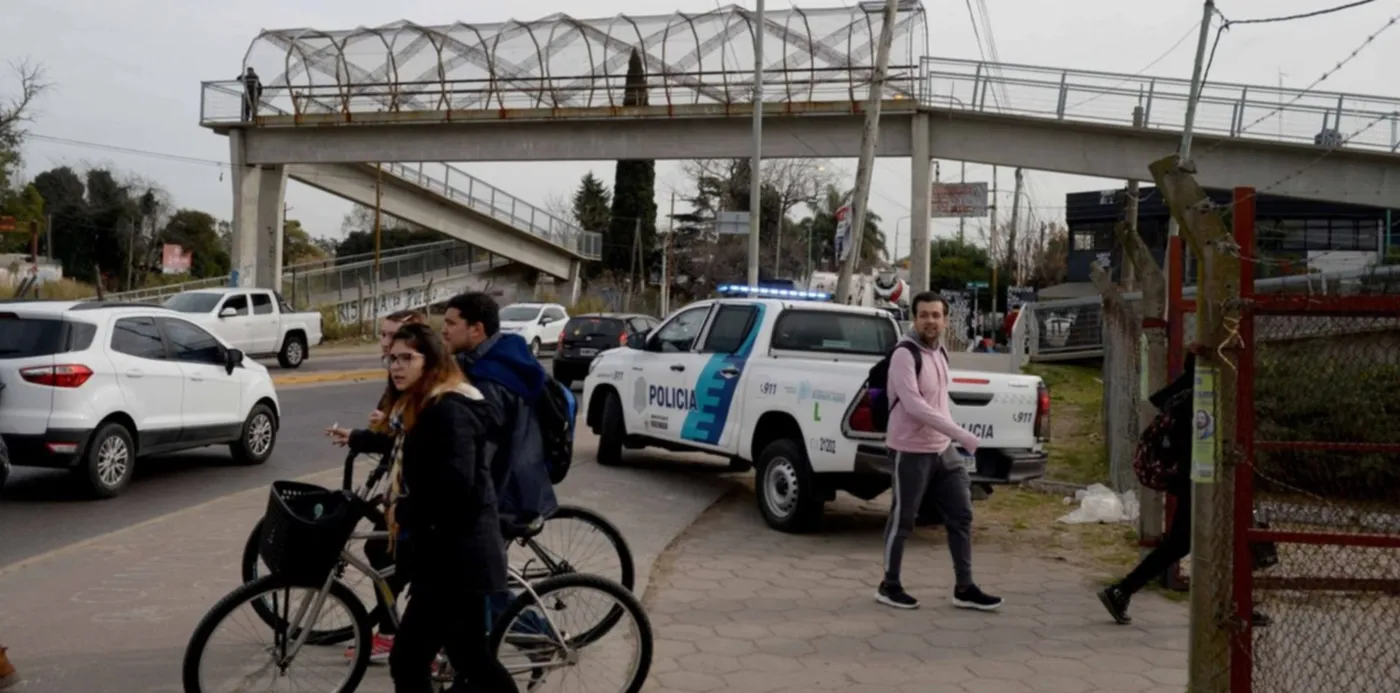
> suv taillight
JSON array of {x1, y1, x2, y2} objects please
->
[
  {"x1": 618, "y1": 332, "x2": 628, "y2": 346},
  {"x1": 21, "y1": 364, "x2": 94, "y2": 388},
  {"x1": 1034, "y1": 381, "x2": 1051, "y2": 441}
]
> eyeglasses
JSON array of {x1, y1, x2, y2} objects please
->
[{"x1": 384, "y1": 353, "x2": 421, "y2": 367}]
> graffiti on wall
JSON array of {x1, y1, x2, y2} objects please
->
[{"x1": 334, "y1": 275, "x2": 517, "y2": 323}]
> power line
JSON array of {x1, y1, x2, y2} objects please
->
[
  {"x1": 1063, "y1": 19, "x2": 1204, "y2": 111},
  {"x1": 1220, "y1": 0, "x2": 1378, "y2": 26}
]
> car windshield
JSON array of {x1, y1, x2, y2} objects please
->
[
  {"x1": 163, "y1": 292, "x2": 223, "y2": 313},
  {"x1": 499, "y1": 305, "x2": 543, "y2": 321},
  {"x1": 563, "y1": 317, "x2": 624, "y2": 339}
]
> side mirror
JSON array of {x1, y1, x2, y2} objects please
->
[
  {"x1": 219, "y1": 307, "x2": 238, "y2": 318},
  {"x1": 225, "y1": 348, "x2": 245, "y2": 374},
  {"x1": 631, "y1": 330, "x2": 650, "y2": 348}
]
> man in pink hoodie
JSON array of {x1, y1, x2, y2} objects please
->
[{"x1": 877, "y1": 291, "x2": 1003, "y2": 611}]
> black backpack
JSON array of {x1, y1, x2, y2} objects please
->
[
  {"x1": 1133, "y1": 389, "x2": 1192, "y2": 491},
  {"x1": 866, "y1": 341, "x2": 923, "y2": 433},
  {"x1": 534, "y1": 377, "x2": 578, "y2": 485}
]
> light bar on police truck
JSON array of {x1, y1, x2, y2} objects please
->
[{"x1": 716, "y1": 284, "x2": 832, "y2": 301}]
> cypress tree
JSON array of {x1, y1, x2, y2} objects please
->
[{"x1": 607, "y1": 49, "x2": 658, "y2": 280}]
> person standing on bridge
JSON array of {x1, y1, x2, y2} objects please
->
[
  {"x1": 240, "y1": 67, "x2": 263, "y2": 121},
  {"x1": 876, "y1": 291, "x2": 1003, "y2": 612}
]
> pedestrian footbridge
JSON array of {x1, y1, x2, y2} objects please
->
[{"x1": 203, "y1": 3, "x2": 1400, "y2": 293}]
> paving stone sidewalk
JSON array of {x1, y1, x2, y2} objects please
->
[{"x1": 641, "y1": 491, "x2": 1190, "y2": 693}]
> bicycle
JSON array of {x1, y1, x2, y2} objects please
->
[
  {"x1": 239, "y1": 452, "x2": 636, "y2": 644},
  {"x1": 183, "y1": 475, "x2": 653, "y2": 693}
]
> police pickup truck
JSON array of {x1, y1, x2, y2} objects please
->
[{"x1": 581, "y1": 285, "x2": 1050, "y2": 533}]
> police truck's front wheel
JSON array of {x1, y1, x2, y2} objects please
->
[{"x1": 597, "y1": 390, "x2": 625, "y2": 467}]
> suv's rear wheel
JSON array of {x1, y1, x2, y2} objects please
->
[
  {"x1": 277, "y1": 333, "x2": 306, "y2": 369},
  {"x1": 230, "y1": 404, "x2": 277, "y2": 465},
  {"x1": 79, "y1": 422, "x2": 135, "y2": 499}
]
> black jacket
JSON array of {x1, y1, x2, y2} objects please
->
[
  {"x1": 1149, "y1": 353, "x2": 1197, "y2": 495},
  {"x1": 348, "y1": 385, "x2": 508, "y2": 592}
]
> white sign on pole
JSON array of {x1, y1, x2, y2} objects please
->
[
  {"x1": 834, "y1": 205, "x2": 853, "y2": 261},
  {"x1": 716, "y1": 211, "x2": 751, "y2": 236},
  {"x1": 931, "y1": 182, "x2": 989, "y2": 218}
]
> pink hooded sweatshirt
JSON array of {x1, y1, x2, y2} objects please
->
[{"x1": 885, "y1": 335, "x2": 979, "y2": 455}]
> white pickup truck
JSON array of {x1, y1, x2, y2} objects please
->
[
  {"x1": 582, "y1": 294, "x2": 1049, "y2": 532},
  {"x1": 163, "y1": 288, "x2": 324, "y2": 369}
]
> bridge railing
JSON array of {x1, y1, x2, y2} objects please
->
[
  {"x1": 200, "y1": 82, "x2": 601, "y2": 260},
  {"x1": 918, "y1": 57, "x2": 1400, "y2": 153},
  {"x1": 105, "y1": 239, "x2": 500, "y2": 306}
]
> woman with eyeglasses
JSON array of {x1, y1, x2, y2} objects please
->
[{"x1": 328, "y1": 324, "x2": 518, "y2": 693}]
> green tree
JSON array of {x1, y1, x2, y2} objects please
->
[
  {"x1": 0, "y1": 61, "x2": 49, "y2": 256},
  {"x1": 334, "y1": 205, "x2": 446, "y2": 258},
  {"x1": 607, "y1": 49, "x2": 658, "y2": 278},
  {"x1": 928, "y1": 237, "x2": 992, "y2": 292},
  {"x1": 282, "y1": 219, "x2": 327, "y2": 265},
  {"x1": 572, "y1": 172, "x2": 611, "y2": 233},
  {"x1": 161, "y1": 209, "x2": 231, "y2": 279}
]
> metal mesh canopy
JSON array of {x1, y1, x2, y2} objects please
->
[{"x1": 242, "y1": 3, "x2": 930, "y2": 113}]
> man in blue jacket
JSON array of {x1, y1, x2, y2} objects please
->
[{"x1": 441, "y1": 292, "x2": 558, "y2": 536}]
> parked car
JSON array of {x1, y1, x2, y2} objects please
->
[
  {"x1": 163, "y1": 288, "x2": 323, "y2": 368},
  {"x1": 497, "y1": 302, "x2": 569, "y2": 358},
  {"x1": 0, "y1": 301, "x2": 281, "y2": 498},
  {"x1": 582, "y1": 292, "x2": 1048, "y2": 533},
  {"x1": 0, "y1": 432, "x2": 8, "y2": 491},
  {"x1": 552, "y1": 313, "x2": 660, "y2": 387}
]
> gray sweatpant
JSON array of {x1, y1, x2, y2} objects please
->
[{"x1": 882, "y1": 446, "x2": 975, "y2": 589}]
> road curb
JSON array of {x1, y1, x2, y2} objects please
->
[{"x1": 273, "y1": 368, "x2": 384, "y2": 386}]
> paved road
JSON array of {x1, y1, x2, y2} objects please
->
[{"x1": 0, "y1": 381, "x2": 391, "y2": 567}]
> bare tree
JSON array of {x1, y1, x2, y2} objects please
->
[
  {"x1": 542, "y1": 191, "x2": 573, "y2": 223},
  {"x1": 0, "y1": 60, "x2": 51, "y2": 188}
]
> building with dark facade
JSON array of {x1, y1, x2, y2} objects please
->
[{"x1": 1056, "y1": 186, "x2": 1396, "y2": 295}]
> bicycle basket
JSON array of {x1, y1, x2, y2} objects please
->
[{"x1": 258, "y1": 480, "x2": 358, "y2": 582}]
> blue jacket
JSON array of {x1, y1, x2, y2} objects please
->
[{"x1": 457, "y1": 333, "x2": 559, "y2": 534}]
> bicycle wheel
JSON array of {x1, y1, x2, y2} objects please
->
[
  {"x1": 182, "y1": 574, "x2": 371, "y2": 693},
  {"x1": 490, "y1": 573, "x2": 653, "y2": 693},
  {"x1": 241, "y1": 515, "x2": 384, "y2": 647},
  {"x1": 511, "y1": 505, "x2": 636, "y2": 592}
]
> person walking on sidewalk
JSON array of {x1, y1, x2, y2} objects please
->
[
  {"x1": 328, "y1": 324, "x2": 518, "y2": 693},
  {"x1": 876, "y1": 291, "x2": 1003, "y2": 612}
]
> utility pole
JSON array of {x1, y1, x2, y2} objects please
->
[
  {"x1": 45, "y1": 213, "x2": 53, "y2": 262},
  {"x1": 958, "y1": 161, "x2": 967, "y2": 243},
  {"x1": 1007, "y1": 167, "x2": 1023, "y2": 292},
  {"x1": 746, "y1": 0, "x2": 766, "y2": 287},
  {"x1": 663, "y1": 193, "x2": 675, "y2": 316},
  {"x1": 834, "y1": 0, "x2": 901, "y2": 302},
  {"x1": 124, "y1": 218, "x2": 136, "y2": 291},
  {"x1": 988, "y1": 165, "x2": 999, "y2": 324},
  {"x1": 626, "y1": 217, "x2": 641, "y2": 312},
  {"x1": 1164, "y1": 0, "x2": 1215, "y2": 264},
  {"x1": 1123, "y1": 106, "x2": 1144, "y2": 292},
  {"x1": 373, "y1": 163, "x2": 383, "y2": 322}
]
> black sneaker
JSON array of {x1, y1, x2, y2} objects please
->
[
  {"x1": 1097, "y1": 586, "x2": 1133, "y2": 625},
  {"x1": 952, "y1": 585, "x2": 1003, "y2": 611},
  {"x1": 875, "y1": 582, "x2": 920, "y2": 609}
]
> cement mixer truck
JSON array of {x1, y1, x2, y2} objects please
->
[{"x1": 808, "y1": 268, "x2": 910, "y2": 321}]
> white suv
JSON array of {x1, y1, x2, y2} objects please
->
[
  {"x1": 497, "y1": 302, "x2": 569, "y2": 357},
  {"x1": 0, "y1": 301, "x2": 282, "y2": 498}
]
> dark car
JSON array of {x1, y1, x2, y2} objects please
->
[
  {"x1": 0, "y1": 431, "x2": 9, "y2": 490},
  {"x1": 553, "y1": 313, "x2": 659, "y2": 386}
]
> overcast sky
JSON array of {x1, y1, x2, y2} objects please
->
[{"x1": 4, "y1": 0, "x2": 1395, "y2": 263}]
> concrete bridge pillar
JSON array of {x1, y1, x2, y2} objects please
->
[
  {"x1": 909, "y1": 111, "x2": 932, "y2": 294},
  {"x1": 229, "y1": 129, "x2": 286, "y2": 290},
  {"x1": 566, "y1": 260, "x2": 581, "y2": 305}
]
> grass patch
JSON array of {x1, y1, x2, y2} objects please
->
[
  {"x1": 320, "y1": 310, "x2": 447, "y2": 347},
  {"x1": 0, "y1": 278, "x2": 99, "y2": 300},
  {"x1": 968, "y1": 487, "x2": 1141, "y2": 576},
  {"x1": 1024, "y1": 363, "x2": 1110, "y2": 485}
]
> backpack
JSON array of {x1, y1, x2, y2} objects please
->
[
  {"x1": 535, "y1": 377, "x2": 578, "y2": 485},
  {"x1": 865, "y1": 341, "x2": 923, "y2": 433},
  {"x1": 1133, "y1": 389, "x2": 1192, "y2": 491}
]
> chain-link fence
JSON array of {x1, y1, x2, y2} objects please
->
[{"x1": 1235, "y1": 272, "x2": 1400, "y2": 693}]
